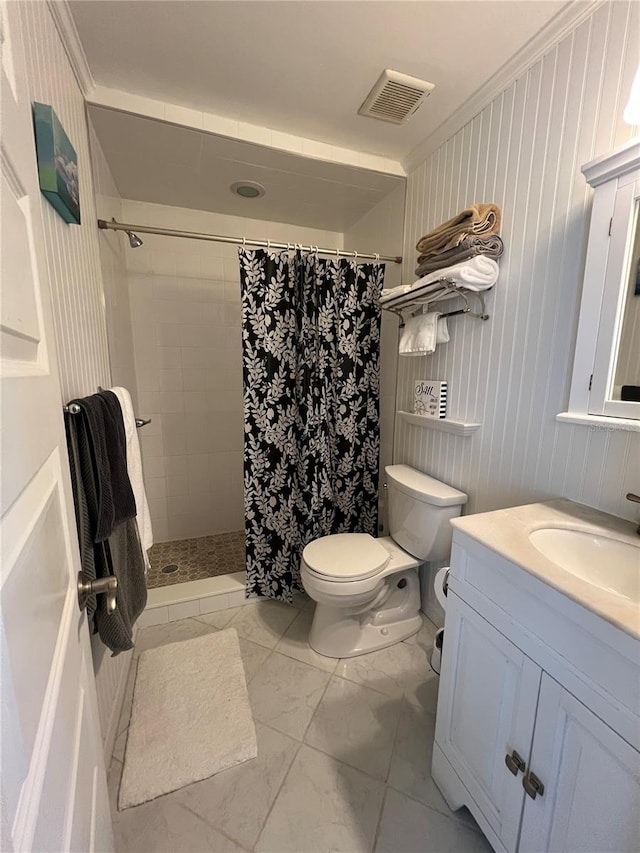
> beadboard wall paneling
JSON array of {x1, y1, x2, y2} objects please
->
[
  {"x1": 396, "y1": 0, "x2": 640, "y2": 522},
  {"x1": 19, "y1": 1, "x2": 110, "y2": 400},
  {"x1": 344, "y1": 183, "x2": 405, "y2": 529},
  {"x1": 18, "y1": 2, "x2": 131, "y2": 760},
  {"x1": 122, "y1": 198, "x2": 344, "y2": 543},
  {"x1": 89, "y1": 123, "x2": 138, "y2": 405}
]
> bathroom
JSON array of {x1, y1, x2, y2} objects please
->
[{"x1": 1, "y1": 1, "x2": 639, "y2": 852}]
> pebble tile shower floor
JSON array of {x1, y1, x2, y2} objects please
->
[
  {"x1": 147, "y1": 531, "x2": 246, "y2": 588},
  {"x1": 110, "y1": 599, "x2": 492, "y2": 852}
]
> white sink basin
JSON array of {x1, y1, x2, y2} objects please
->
[{"x1": 529, "y1": 528, "x2": 640, "y2": 602}]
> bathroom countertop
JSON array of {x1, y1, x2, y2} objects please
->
[{"x1": 451, "y1": 498, "x2": 640, "y2": 641}]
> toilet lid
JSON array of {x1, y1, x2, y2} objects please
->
[{"x1": 302, "y1": 533, "x2": 390, "y2": 580}]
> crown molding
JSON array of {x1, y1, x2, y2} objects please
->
[
  {"x1": 402, "y1": 0, "x2": 605, "y2": 173},
  {"x1": 46, "y1": 0, "x2": 95, "y2": 97}
]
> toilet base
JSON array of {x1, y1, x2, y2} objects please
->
[{"x1": 308, "y1": 568, "x2": 422, "y2": 658}]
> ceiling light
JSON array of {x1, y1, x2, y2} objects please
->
[{"x1": 230, "y1": 181, "x2": 266, "y2": 199}]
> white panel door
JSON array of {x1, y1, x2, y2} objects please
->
[
  {"x1": 434, "y1": 592, "x2": 541, "y2": 852},
  {"x1": 0, "y1": 3, "x2": 113, "y2": 851},
  {"x1": 519, "y1": 674, "x2": 640, "y2": 853}
]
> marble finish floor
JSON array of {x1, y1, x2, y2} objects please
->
[
  {"x1": 110, "y1": 598, "x2": 492, "y2": 853},
  {"x1": 147, "y1": 531, "x2": 245, "y2": 588}
]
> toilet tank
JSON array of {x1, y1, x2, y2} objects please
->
[{"x1": 385, "y1": 465, "x2": 468, "y2": 561}]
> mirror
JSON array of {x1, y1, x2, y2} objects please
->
[{"x1": 611, "y1": 205, "x2": 640, "y2": 402}]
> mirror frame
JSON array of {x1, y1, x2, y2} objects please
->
[{"x1": 560, "y1": 137, "x2": 640, "y2": 430}]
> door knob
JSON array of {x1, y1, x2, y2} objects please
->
[
  {"x1": 77, "y1": 573, "x2": 118, "y2": 613},
  {"x1": 505, "y1": 749, "x2": 526, "y2": 776},
  {"x1": 523, "y1": 770, "x2": 545, "y2": 799}
]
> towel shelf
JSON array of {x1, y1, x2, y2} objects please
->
[{"x1": 381, "y1": 277, "x2": 490, "y2": 324}]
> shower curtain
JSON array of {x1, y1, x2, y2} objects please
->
[{"x1": 239, "y1": 248, "x2": 385, "y2": 601}]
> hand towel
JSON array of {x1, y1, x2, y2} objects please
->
[
  {"x1": 415, "y1": 204, "x2": 501, "y2": 256},
  {"x1": 112, "y1": 386, "x2": 153, "y2": 569},
  {"x1": 381, "y1": 255, "x2": 499, "y2": 305},
  {"x1": 436, "y1": 315, "x2": 450, "y2": 344},
  {"x1": 415, "y1": 235, "x2": 504, "y2": 277},
  {"x1": 400, "y1": 312, "x2": 440, "y2": 356}
]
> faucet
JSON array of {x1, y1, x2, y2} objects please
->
[{"x1": 626, "y1": 493, "x2": 640, "y2": 534}]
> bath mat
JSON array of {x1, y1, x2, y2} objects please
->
[{"x1": 119, "y1": 628, "x2": 257, "y2": 809}]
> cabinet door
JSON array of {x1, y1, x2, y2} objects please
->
[
  {"x1": 435, "y1": 592, "x2": 541, "y2": 852},
  {"x1": 520, "y1": 674, "x2": 640, "y2": 853}
]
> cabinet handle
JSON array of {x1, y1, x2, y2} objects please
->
[
  {"x1": 505, "y1": 749, "x2": 526, "y2": 776},
  {"x1": 523, "y1": 771, "x2": 545, "y2": 799}
]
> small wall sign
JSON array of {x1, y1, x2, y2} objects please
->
[
  {"x1": 32, "y1": 102, "x2": 80, "y2": 225},
  {"x1": 414, "y1": 380, "x2": 448, "y2": 419}
]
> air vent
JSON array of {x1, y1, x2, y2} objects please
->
[{"x1": 358, "y1": 69, "x2": 435, "y2": 125}]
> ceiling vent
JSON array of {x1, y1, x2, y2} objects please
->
[{"x1": 358, "y1": 69, "x2": 435, "y2": 125}]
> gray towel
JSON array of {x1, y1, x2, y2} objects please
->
[
  {"x1": 65, "y1": 404, "x2": 147, "y2": 655},
  {"x1": 415, "y1": 235, "x2": 504, "y2": 277}
]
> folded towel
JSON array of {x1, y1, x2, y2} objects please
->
[
  {"x1": 415, "y1": 235, "x2": 504, "y2": 277},
  {"x1": 381, "y1": 256, "x2": 499, "y2": 305},
  {"x1": 436, "y1": 315, "x2": 450, "y2": 345},
  {"x1": 67, "y1": 390, "x2": 137, "y2": 541},
  {"x1": 112, "y1": 386, "x2": 153, "y2": 570},
  {"x1": 415, "y1": 204, "x2": 501, "y2": 256},
  {"x1": 400, "y1": 312, "x2": 445, "y2": 356}
]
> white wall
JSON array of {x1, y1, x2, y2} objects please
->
[
  {"x1": 16, "y1": 2, "x2": 132, "y2": 762},
  {"x1": 122, "y1": 199, "x2": 344, "y2": 543},
  {"x1": 344, "y1": 184, "x2": 405, "y2": 529},
  {"x1": 396, "y1": 0, "x2": 640, "y2": 522}
]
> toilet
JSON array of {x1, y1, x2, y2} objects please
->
[{"x1": 300, "y1": 464, "x2": 468, "y2": 658}]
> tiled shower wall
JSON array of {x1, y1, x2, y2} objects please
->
[
  {"x1": 396, "y1": 0, "x2": 640, "y2": 521},
  {"x1": 122, "y1": 199, "x2": 344, "y2": 542}
]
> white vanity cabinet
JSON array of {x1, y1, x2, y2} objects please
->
[{"x1": 432, "y1": 531, "x2": 640, "y2": 853}]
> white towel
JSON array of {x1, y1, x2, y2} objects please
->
[
  {"x1": 381, "y1": 255, "x2": 499, "y2": 303},
  {"x1": 400, "y1": 312, "x2": 444, "y2": 356},
  {"x1": 111, "y1": 386, "x2": 153, "y2": 569}
]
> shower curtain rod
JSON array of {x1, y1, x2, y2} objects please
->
[{"x1": 97, "y1": 219, "x2": 402, "y2": 264}]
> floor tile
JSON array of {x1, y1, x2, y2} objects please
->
[
  {"x1": 196, "y1": 606, "x2": 243, "y2": 630},
  {"x1": 227, "y1": 600, "x2": 300, "y2": 649},
  {"x1": 375, "y1": 789, "x2": 492, "y2": 852},
  {"x1": 147, "y1": 530, "x2": 245, "y2": 589},
  {"x1": 248, "y1": 652, "x2": 330, "y2": 739},
  {"x1": 134, "y1": 616, "x2": 218, "y2": 657},
  {"x1": 275, "y1": 610, "x2": 338, "y2": 673},
  {"x1": 113, "y1": 728, "x2": 128, "y2": 763},
  {"x1": 256, "y1": 745, "x2": 385, "y2": 853},
  {"x1": 403, "y1": 613, "x2": 438, "y2": 652},
  {"x1": 305, "y1": 676, "x2": 401, "y2": 780},
  {"x1": 387, "y1": 701, "x2": 453, "y2": 817},
  {"x1": 116, "y1": 658, "x2": 138, "y2": 736},
  {"x1": 335, "y1": 639, "x2": 429, "y2": 699},
  {"x1": 175, "y1": 723, "x2": 299, "y2": 850},
  {"x1": 237, "y1": 637, "x2": 271, "y2": 683},
  {"x1": 113, "y1": 792, "x2": 248, "y2": 852}
]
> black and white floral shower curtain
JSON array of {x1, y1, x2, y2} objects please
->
[{"x1": 239, "y1": 248, "x2": 385, "y2": 601}]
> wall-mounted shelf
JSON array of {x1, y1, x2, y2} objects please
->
[
  {"x1": 397, "y1": 410, "x2": 481, "y2": 436},
  {"x1": 381, "y1": 277, "x2": 491, "y2": 323}
]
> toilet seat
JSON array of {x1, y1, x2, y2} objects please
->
[{"x1": 302, "y1": 533, "x2": 390, "y2": 582}]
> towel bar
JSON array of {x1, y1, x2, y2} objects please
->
[{"x1": 63, "y1": 400, "x2": 152, "y2": 428}]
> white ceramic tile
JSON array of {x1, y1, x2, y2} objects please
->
[
  {"x1": 175, "y1": 723, "x2": 298, "y2": 850},
  {"x1": 256, "y1": 745, "x2": 385, "y2": 853},
  {"x1": 374, "y1": 789, "x2": 491, "y2": 853},
  {"x1": 134, "y1": 616, "x2": 217, "y2": 657},
  {"x1": 112, "y1": 727, "x2": 128, "y2": 763},
  {"x1": 197, "y1": 605, "x2": 241, "y2": 627},
  {"x1": 136, "y1": 606, "x2": 168, "y2": 628},
  {"x1": 305, "y1": 676, "x2": 401, "y2": 780},
  {"x1": 248, "y1": 652, "x2": 330, "y2": 740},
  {"x1": 202, "y1": 113, "x2": 239, "y2": 138},
  {"x1": 114, "y1": 791, "x2": 248, "y2": 852},
  {"x1": 227, "y1": 600, "x2": 300, "y2": 649},
  {"x1": 168, "y1": 599, "x2": 201, "y2": 621},
  {"x1": 237, "y1": 637, "x2": 271, "y2": 683},
  {"x1": 403, "y1": 613, "x2": 438, "y2": 652},
  {"x1": 116, "y1": 658, "x2": 138, "y2": 735},
  {"x1": 227, "y1": 589, "x2": 250, "y2": 607},
  {"x1": 335, "y1": 638, "x2": 428, "y2": 699},
  {"x1": 275, "y1": 610, "x2": 337, "y2": 673},
  {"x1": 197, "y1": 594, "x2": 230, "y2": 616}
]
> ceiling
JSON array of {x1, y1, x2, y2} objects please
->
[
  {"x1": 88, "y1": 106, "x2": 404, "y2": 231},
  {"x1": 71, "y1": 0, "x2": 569, "y2": 161}
]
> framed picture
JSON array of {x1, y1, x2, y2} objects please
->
[{"x1": 32, "y1": 102, "x2": 80, "y2": 225}]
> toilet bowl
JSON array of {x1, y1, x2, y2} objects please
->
[{"x1": 301, "y1": 465, "x2": 467, "y2": 658}]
